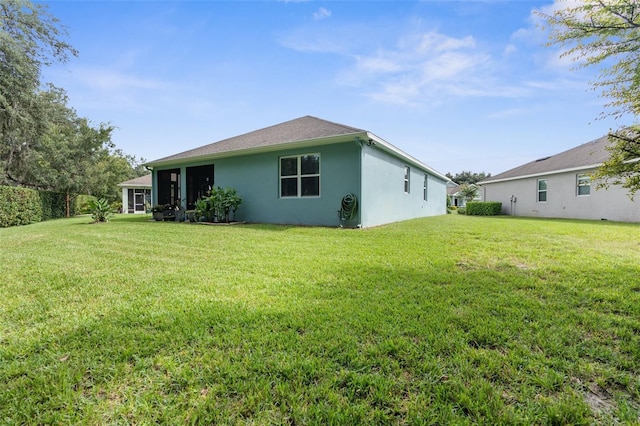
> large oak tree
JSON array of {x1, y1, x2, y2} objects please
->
[
  {"x1": 1, "y1": 0, "x2": 145, "y2": 211},
  {"x1": 1, "y1": 0, "x2": 77, "y2": 183}
]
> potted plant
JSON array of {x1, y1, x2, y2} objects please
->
[
  {"x1": 151, "y1": 204, "x2": 165, "y2": 221},
  {"x1": 173, "y1": 199, "x2": 186, "y2": 222}
]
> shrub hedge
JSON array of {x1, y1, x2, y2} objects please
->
[
  {"x1": 0, "y1": 186, "x2": 75, "y2": 227},
  {"x1": 466, "y1": 201, "x2": 502, "y2": 216},
  {"x1": 76, "y1": 194, "x2": 98, "y2": 215},
  {"x1": 39, "y1": 190, "x2": 75, "y2": 221}
]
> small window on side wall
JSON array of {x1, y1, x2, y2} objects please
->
[
  {"x1": 577, "y1": 173, "x2": 591, "y2": 196},
  {"x1": 423, "y1": 174, "x2": 428, "y2": 201},
  {"x1": 404, "y1": 166, "x2": 410, "y2": 193},
  {"x1": 537, "y1": 179, "x2": 547, "y2": 202}
]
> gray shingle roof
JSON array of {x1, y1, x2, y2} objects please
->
[
  {"x1": 118, "y1": 174, "x2": 152, "y2": 187},
  {"x1": 481, "y1": 134, "x2": 611, "y2": 184},
  {"x1": 146, "y1": 116, "x2": 365, "y2": 166}
]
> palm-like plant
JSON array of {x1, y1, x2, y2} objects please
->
[{"x1": 90, "y1": 198, "x2": 113, "y2": 223}]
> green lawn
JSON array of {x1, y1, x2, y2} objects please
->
[{"x1": 1, "y1": 214, "x2": 639, "y2": 424}]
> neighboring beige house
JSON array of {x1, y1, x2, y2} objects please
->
[
  {"x1": 479, "y1": 134, "x2": 639, "y2": 222},
  {"x1": 118, "y1": 175, "x2": 152, "y2": 214},
  {"x1": 447, "y1": 183, "x2": 482, "y2": 207}
]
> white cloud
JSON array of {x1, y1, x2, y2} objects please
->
[
  {"x1": 503, "y1": 44, "x2": 517, "y2": 55},
  {"x1": 278, "y1": 27, "x2": 353, "y2": 54},
  {"x1": 487, "y1": 107, "x2": 531, "y2": 119},
  {"x1": 72, "y1": 67, "x2": 170, "y2": 92},
  {"x1": 356, "y1": 55, "x2": 403, "y2": 73},
  {"x1": 343, "y1": 31, "x2": 495, "y2": 105},
  {"x1": 415, "y1": 33, "x2": 476, "y2": 53},
  {"x1": 513, "y1": 0, "x2": 589, "y2": 71},
  {"x1": 280, "y1": 12, "x2": 586, "y2": 108},
  {"x1": 47, "y1": 65, "x2": 183, "y2": 114},
  {"x1": 313, "y1": 7, "x2": 331, "y2": 21}
]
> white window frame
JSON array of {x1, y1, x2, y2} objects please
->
[
  {"x1": 279, "y1": 154, "x2": 320, "y2": 198},
  {"x1": 577, "y1": 173, "x2": 591, "y2": 196},
  {"x1": 404, "y1": 166, "x2": 410, "y2": 194},
  {"x1": 537, "y1": 179, "x2": 547, "y2": 203}
]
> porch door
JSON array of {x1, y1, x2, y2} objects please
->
[
  {"x1": 186, "y1": 164, "x2": 214, "y2": 209},
  {"x1": 157, "y1": 168, "x2": 181, "y2": 206},
  {"x1": 134, "y1": 192, "x2": 145, "y2": 213}
]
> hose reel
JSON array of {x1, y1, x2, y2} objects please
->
[{"x1": 338, "y1": 193, "x2": 358, "y2": 223}]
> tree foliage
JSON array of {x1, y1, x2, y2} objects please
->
[
  {"x1": 592, "y1": 126, "x2": 640, "y2": 197},
  {"x1": 538, "y1": 0, "x2": 640, "y2": 197},
  {"x1": 458, "y1": 184, "x2": 479, "y2": 202},
  {"x1": 1, "y1": 1, "x2": 145, "y2": 207},
  {"x1": 446, "y1": 171, "x2": 491, "y2": 185},
  {"x1": 1, "y1": 0, "x2": 77, "y2": 172}
]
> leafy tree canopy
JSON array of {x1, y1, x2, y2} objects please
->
[
  {"x1": 538, "y1": 0, "x2": 640, "y2": 197},
  {"x1": 1, "y1": 1, "x2": 146, "y2": 206},
  {"x1": 1, "y1": 0, "x2": 76, "y2": 151},
  {"x1": 446, "y1": 171, "x2": 491, "y2": 185},
  {"x1": 458, "y1": 184, "x2": 479, "y2": 202}
]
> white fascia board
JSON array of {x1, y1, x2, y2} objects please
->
[
  {"x1": 145, "y1": 132, "x2": 367, "y2": 169},
  {"x1": 366, "y1": 132, "x2": 450, "y2": 182},
  {"x1": 479, "y1": 163, "x2": 602, "y2": 185}
]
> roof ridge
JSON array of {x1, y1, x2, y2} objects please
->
[
  {"x1": 303, "y1": 115, "x2": 366, "y2": 133},
  {"x1": 146, "y1": 115, "x2": 368, "y2": 166},
  {"x1": 480, "y1": 134, "x2": 611, "y2": 183}
]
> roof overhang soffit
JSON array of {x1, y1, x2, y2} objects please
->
[
  {"x1": 365, "y1": 132, "x2": 450, "y2": 182},
  {"x1": 479, "y1": 164, "x2": 604, "y2": 185}
]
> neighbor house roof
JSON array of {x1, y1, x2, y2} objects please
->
[
  {"x1": 118, "y1": 174, "x2": 152, "y2": 187},
  {"x1": 480, "y1": 135, "x2": 611, "y2": 184},
  {"x1": 144, "y1": 115, "x2": 450, "y2": 181}
]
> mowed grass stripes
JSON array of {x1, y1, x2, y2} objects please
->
[{"x1": 0, "y1": 214, "x2": 638, "y2": 424}]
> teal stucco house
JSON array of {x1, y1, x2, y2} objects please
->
[{"x1": 144, "y1": 116, "x2": 449, "y2": 228}]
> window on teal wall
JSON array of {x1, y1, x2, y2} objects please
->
[
  {"x1": 404, "y1": 166, "x2": 410, "y2": 193},
  {"x1": 280, "y1": 154, "x2": 320, "y2": 197},
  {"x1": 423, "y1": 174, "x2": 428, "y2": 201}
]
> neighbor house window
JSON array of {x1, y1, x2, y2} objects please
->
[
  {"x1": 423, "y1": 174, "x2": 428, "y2": 201},
  {"x1": 577, "y1": 173, "x2": 591, "y2": 196},
  {"x1": 537, "y1": 179, "x2": 547, "y2": 202},
  {"x1": 280, "y1": 154, "x2": 320, "y2": 197},
  {"x1": 404, "y1": 166, "x2": 410, "y2": 193}
]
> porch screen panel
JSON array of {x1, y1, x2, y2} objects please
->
[
  {"x1": 127, "y1": 189, "x2": 134, "y2": 213},
  {"x1": 186, "y1": 165, "x2": 214, "y2": 209}
]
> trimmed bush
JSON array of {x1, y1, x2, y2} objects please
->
[
  {"x1": 457, "y1": 207, "x2": 466, "y2": 215},
  {"x1": 466, "y1": 201, "x2": 502, "y2": 216},
  {"x1": 0, "y1": 186, "x2": 76, "y2": 227},
  {"x1": 0, "y1": 186, "x2": 42, "y2": 227}
]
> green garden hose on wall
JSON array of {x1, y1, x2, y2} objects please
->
[{"x1": 338, "y1": 193, "x2": 358, "y2": 224}]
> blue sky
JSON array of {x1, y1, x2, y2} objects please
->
[{"x1": 41, "y1": 0, "x2": 630, "y2": 176}]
